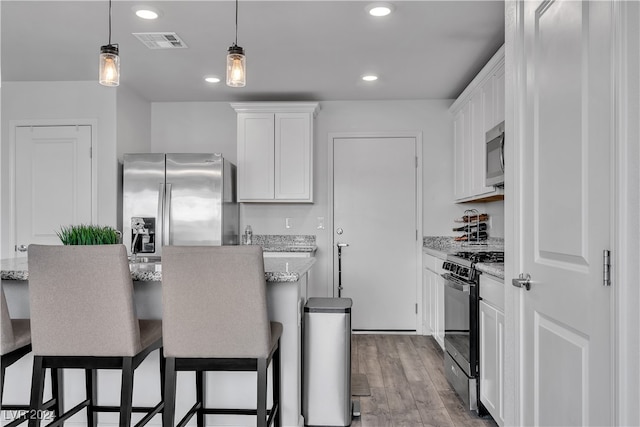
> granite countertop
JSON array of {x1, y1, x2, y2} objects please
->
[
  {"x1": 0, "y1": 256, "x2": 315, "y2": 284},
  {"x1": 244, "y1": 234, "x2": 317, "y2": 254},
  {"x1": 423, "y1": 236, "x2": 505, "y2": 254},
  {"x1": 423, "y1": 236, "x2": 505, "y2": 279},
  {"x1": 475, "y1": 263, "x2": 505, "y2": 280}
]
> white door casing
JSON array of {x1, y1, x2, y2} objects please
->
[
  {"x1": 330, "y1": 134, "x2": 421, "y2": 331},
  {"x1": 13, "y1": 124, "x2": 94, "y2": 255},
  {"x1": 511, "y1": 1, "x2": 614, "y2": 426}
]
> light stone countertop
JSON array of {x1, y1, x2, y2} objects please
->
[
  {"x1": 242, "y1": 234, "x2": 317, "y2": 254},
  {"x1": 0, "y1": 256, "x2": 315, "y2": 284},
  {"x1": 423, "y1": 236, "x2": 504, "y2": 279},
  {"x1": 475, "y1": 262, "x2": 505, "y2": 280}
]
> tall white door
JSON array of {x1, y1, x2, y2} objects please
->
[
  {"x1": 333, "y1": 136, "x2": 417, "y2": 331},
  {"x1": 515, "y1": 1, "x2": 612, "y2": 425},
  {"x1": 15, "y1": 125, "x2": 92, "y2": 256}
]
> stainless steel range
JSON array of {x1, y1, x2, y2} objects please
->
[{"x1": 441, "y1": 250, "x2": 504, "y2": 413}]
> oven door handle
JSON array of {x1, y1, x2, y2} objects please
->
[{"x1": 442, "y1": 273, "x2": 472, "y2": 294}]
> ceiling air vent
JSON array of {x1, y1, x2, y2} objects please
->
[{"x1": 132, "y1": 32, "x2": 188, "y2": 49}]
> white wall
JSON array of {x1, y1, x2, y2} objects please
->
[
  {"x1": 1, "y1": 81, "x2": 118, "y2": 256},
  {"x1": 151, "y1": 99, "x2": 477, "y2": 297},
  {"x1": 0, "y1": 81, "x2": 153, "y2": 254},
  {"x1": 116, "y1": 85, "x2": 152, "y2": 230},
  {"x1": 117, "y1": 84, "x2": 151, "y2": 158},
  {"x1": 151, "y1": 102, "x2": 237, "y2": 161}
]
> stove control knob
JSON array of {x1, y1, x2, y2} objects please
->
[{"x1": 460, "y1": 267, "x2": 469, "y2": 277}]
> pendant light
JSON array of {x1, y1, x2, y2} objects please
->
[
  {"x1": 226, "y1": 0, "x2": 246, "y2": 87},
  {"x1": 99, "y1": 0, "x2": 119, "y2": 86}
]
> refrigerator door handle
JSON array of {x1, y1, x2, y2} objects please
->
[
  {"x1": 157, "y1": 183, "x2": 165, "y2": 248},
  {"x1": 164, "y1": 183, "x2": 172, "y2": 246}
]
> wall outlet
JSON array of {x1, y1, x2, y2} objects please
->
[
  {"x1": 285, "y1": 218, "x2": 292, "y2": 229},
  {"x1": 317, "y1": 217, "x2": 325, "y2": 229}
]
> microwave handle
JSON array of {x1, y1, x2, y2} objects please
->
[{"x1": 499, "y1": 134, "x2": 505, "y2": 172}]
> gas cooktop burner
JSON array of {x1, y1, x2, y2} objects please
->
[
  {"x1": 443, "y1": 251, "x2": 505, "y2": 282},
  {"x1": 451, "y1": 251, "x2": 504, "y2": 263}
]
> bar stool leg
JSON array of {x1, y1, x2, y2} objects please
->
[
  {"x1": 85, "y1": 369, "x2": 97, "y2": 427},
  {"x1": 273, "y1": 345, "x2": 281, "y2": 427},
  {"x1": 257, "y1": 358, "x2": 267, "y2": 427},
  {"x1": 28, "y1": 356, "x2": 46, "y2": 427},
  {"x1": 51, "y1": 367, "x2": 64, "y2": 420},
  {"x1": 119, "y1": 358, "x2": 134, "y2": 427},
  {"x1": 163, "y1": 357, "x2": 177, "y2": 427},
  {"x1": 1, "y1": 364, "x2": 5, "y2": 398},
  {"x1": 159, "y1": 348, "x2": 165, "y2": 401},
  {"x1": 196, "y1": 370, "x2": 206, "y2": 427}
]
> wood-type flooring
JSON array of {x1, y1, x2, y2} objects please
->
[{"x1": 350, "y1": 335, "x2": 498, "y2": 427}]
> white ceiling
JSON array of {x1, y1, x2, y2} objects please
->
[{"x1": 1, "y1": 1, "x2": 505, "y2": 103}]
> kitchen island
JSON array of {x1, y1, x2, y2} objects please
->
[{"x1": 1, "y1": 255, "x2": 314, "y2": 427}]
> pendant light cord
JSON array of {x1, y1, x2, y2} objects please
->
[
  {"x1": 234, "y1": 0, "x2": 238, "y2": 46},
  {"x1": 108, "y1": 0, "x2": 112, "y2": 45}
]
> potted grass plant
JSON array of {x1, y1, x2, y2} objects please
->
[{"x1": 56, "y1": 224, "x2": 121, "y2": 245}]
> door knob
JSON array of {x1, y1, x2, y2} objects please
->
[
  {"x1": 337, "y1": 243, "x2": 349, "y2": 248},
  {"x1": 16, "y1": 245, "x2": 28, "y2": 252},
  {"x1": 512, "y1": 273, "x2": 531, "y2": 291}
]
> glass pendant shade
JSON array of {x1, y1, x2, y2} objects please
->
[
  {"x1": 99, "y1": 44, "x2": 120, "y2": 87},
  {"x1": 226, "y1": 45, "x2": 246, "y2": 87}
]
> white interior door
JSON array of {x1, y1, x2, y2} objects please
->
[
  {"x1": 333, "y1": 136, "x2": 417, "y2": 331},
  {"x1": 15, "y1": 125, "x2": 92, "y2": 255},
  {"x1": 516, "y1": 1, "x2": 612, "y2": 425}
]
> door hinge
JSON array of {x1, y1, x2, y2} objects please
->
[
  {"x1": 603, "y1": 249, "x2": 611, "y2": 287},
  {"x1": 416, "y1": 230, "x2": 418, "y2": 241},
  {"x1": 415, "y1": 303, "x2": 418, "y2": 314},
  {"x1": 415, "y1": 156, "x2": 418, "y2": 168},
  {"x1": 89, "y1": 147, "x2": 92, "y2": 158}
]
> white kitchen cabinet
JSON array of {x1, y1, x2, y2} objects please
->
[
  {"x1": 482, "y1": 61, "x2": 506, "y2": 132},
  {"x1": 231, "y1": 102, "x2": 319, "y2": 203},
  {"x1": 423, "y1": 251, "x2": 445, "y2": 351},
  {"x1": 449, "y1": 45, "x2": 505, "y2": 203},
  {"x1": 453, "y1": 104, "x2": 470, "y2": 200},
  {"x1": 479, "y1": 273, "x2": 505, "y2": 426},
  {"x1": 493, "y1": 63, "x2": 505, "y2": 127}
]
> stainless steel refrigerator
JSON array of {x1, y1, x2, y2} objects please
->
[{"x1": 122, "y1": 153, "x2": 238, "y2": 258}]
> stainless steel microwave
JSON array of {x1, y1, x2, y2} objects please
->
[{"x1": 485, "y1": 121, "x2": 505, "y2": 187}]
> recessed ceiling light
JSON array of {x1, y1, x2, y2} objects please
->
[
  {"x1": 133, "y1": 6, "x2": 160, "y2": 20},
  {"x1": 366, "y1": 3, "x2": 394, "y2": 17},
  {"x1": 205, "y1": 76, "x2": 221, "y2": 83},
  {"x1": 362, "y1": 75, "x2": 378, "y2": 82}
]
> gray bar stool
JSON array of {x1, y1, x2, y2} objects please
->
[
  {"x1": 1, "y1": 286, "x2": 63, "y2": 427},
  {"x1": 27, "y1": 244, "x2": 163, "y2": 427},
  {"x1": 161, "y1": 245, "x2": 281, "y2": 427}
]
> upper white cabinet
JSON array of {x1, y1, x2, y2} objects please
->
[
  {"x1": 231, "y1": 102, "x2": 319, "y2": 203},
  {"x1": 450, "y1": 45, "x2": 505, "y2": 203}
]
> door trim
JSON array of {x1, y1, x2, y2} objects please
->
[
  {"x1": 327, "y1": 131, "x2": 423, "y2": 334},
  {"x1": 612, "y1": 2, "x2": 639, "y2": 425},
  {"x1": 8, "y1": 119, "x2": 98, "y2": 255}
]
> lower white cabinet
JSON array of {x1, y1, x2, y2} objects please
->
[
  {"x1": 423, "y1": 252, "x2": 445, "y2": 351},
  {"x1": 479, "y1": 273, "x2": 505, "y2": 426}
]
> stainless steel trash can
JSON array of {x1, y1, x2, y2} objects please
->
[{"x1": 303, "y1": 297, "x2": 353, "y2": 427}]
